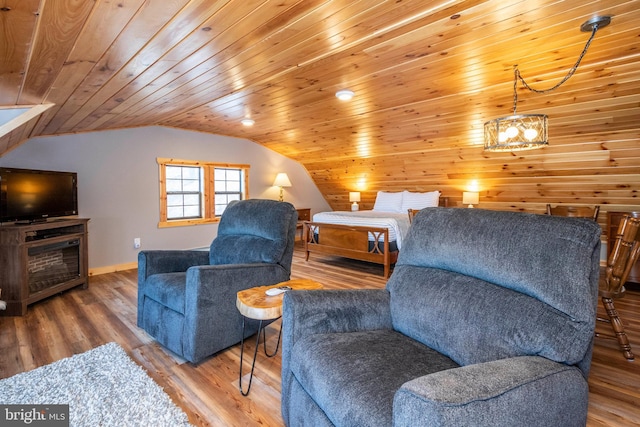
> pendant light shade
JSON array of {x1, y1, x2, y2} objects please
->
[
  {"x1": 483, "y1": 16, "x2": 610, "y2": 152},
  {"x1": 484, "y1": 114, "x2": 548, "y2": 152}
]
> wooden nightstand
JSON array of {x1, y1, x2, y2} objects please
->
[{"x1": 295, "y1": 208, "x2": 310, "y2": 241}]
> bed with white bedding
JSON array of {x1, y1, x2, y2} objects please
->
[{"x1": 303, "y1": 190, "x2": 445, "y2": 278}]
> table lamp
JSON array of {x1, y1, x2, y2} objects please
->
[
  {"x1": 462, "y1": 192, "x2": 479, "y2": 208},
  {"x1": 273, "y1": 173, "x2": 292, "y2": 202},
  {"x1": 349, "y1": 192, "x2": 361, "y2": 211}
]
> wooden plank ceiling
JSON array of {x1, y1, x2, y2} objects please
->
[{"x1": 1, "y1": 0, "x2": 638, "y2": 222}]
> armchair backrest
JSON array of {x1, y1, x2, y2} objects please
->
[
  {"x1": 209, "y1": 199, "x2": 298, "y2": 272},
  {"x1": 387, "y1": 208, "x2": 601, "y2": 375}
]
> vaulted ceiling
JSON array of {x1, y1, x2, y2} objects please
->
[{"x1": 1, "y1": 0, "x2": 638, "y2": 217}]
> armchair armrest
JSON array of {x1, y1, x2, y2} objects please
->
[
  {"x1": 281, "y1": 289, "x2": 391, "y2": 424},
  {"x1": 138, "y1": 250, "x2": 210, "y2": 279},
  {"x1": 393, "y1": 356, "x2": 589, "y2": 427},
  {"x1": 184, "y1": 263, "x2": 290, "y2": 306},
  {"x1": 182, "y1": 263, "x2": 290, "y2": 362},
  {"x1": 282, "y1": 289, "x2": 392, "y2": 341}
]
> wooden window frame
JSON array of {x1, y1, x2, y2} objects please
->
[{"x1": 157, "y1": 158, "x2": 250, "y2": 228}]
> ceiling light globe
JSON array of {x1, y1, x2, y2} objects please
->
[
  {"x1": 241, "y1": 118, "x2": 255, "y2": 126},
  {"x1": 335, "y1": 89, "x2": 354, "y2": 101},
  {"x1": 524, "y1": 128, "x2": 538, "y2": 141},
  {"x1": 506, "y1": 126, "x2": 519, "y2": 138}
]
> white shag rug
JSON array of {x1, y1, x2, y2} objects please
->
[{"x1": 0, "y1": 342, "x2": 192, "y2": 426}]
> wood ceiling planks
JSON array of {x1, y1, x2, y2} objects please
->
[
  {"x1": 0, "y1": 0, "x2": 637, "y2": 218},
  {"x1": 0, "y1": 0, "x2": 41, "y2": 104}
]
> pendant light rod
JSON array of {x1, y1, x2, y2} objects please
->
[{"x1": 514, "y1": 15, "x2": 611, "y2": 104}]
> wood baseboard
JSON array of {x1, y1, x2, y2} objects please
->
[{"x1": 89, "y1": 262, "x2": 137, "y2": 276}]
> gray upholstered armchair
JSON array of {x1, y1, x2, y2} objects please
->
[
  {"x1": 282, "y1": 208, "x2": 601, "y2": 427},
  {"x1": 138, "y1": 199, "x2": 297, "y2": 364}
]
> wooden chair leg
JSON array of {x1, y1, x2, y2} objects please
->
[{"x1": 601, "y1": 296, "x2": 635, "y2": 361}]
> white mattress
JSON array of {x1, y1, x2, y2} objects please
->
[{"x1": 311, "y1": 210, "x2": 410, "y2": 249}]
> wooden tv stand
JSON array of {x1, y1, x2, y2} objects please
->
[{"x1": 0, "y1": 218, "x2": 89, "y2": 316}]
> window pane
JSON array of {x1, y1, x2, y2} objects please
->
[
  {"x1": 164, "y1": 165, "x2": 203, "y2": 219},
  {"x1": 215, "y1": 205, "x2": 227, "y2": 216},
  {"x1": 165, "y1": 166, "x2": 183, "y2": 179},
  {"x1": 226, "y1": 181, "x2": 240, "y2": 192},
  {"x1": 226, "y1": 169, "x2": 241, "y2": 181},
  {"x1": 167, "y1": 194, "x2": 184, "y2": 206},
  {"x1": 166, "y1": 179, "x2": 183, "y2": 192},
  {"x1": 213, "y1": 167, "x2": 244, "y2": 217},
  {"x1": 167, "y1": 206, "x2": 183, "y2": 219},
  {"x1": 182, "y1": 179, "x2": 200, "y2": 192},
  {"x1": 214, "y1": 169, "x2": 226, "y2": 180},
  {"x1": 183, "y1": 194, "x2": 200, "y2": 205},
  {"x1": 183, "y1": 205, "x2": 200, "y2": 217},
  {"x1": 181, "y1": 167, "x2": 200, "y2": 179}
]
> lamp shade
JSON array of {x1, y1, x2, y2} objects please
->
[
  {"x1": 349, "y1": 191, "x2": 360, "y2": 211},
  {"x1": 484, "y1": 114, "x2": 548, "y2": 152},
  {"x1": 273, "y1": 173, "x2": 292, "y2": 187},
  {"x1": 462, "y1": 192, "x2": 479, "y2": 208}
]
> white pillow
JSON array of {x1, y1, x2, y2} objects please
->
[
  {"x1": 401, "y1": 190, "x2": 441, "y2": 211},
  {"x1": 372, "y1": 191, "x2": 404, "y2": 213}
]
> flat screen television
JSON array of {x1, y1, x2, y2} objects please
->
[{"x1": 0, "y1": 167, "x2": 78, "y2": 223}]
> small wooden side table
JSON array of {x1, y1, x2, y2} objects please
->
[{"x1": 236, "y1": 278, "x2": 323, "y2": 395}]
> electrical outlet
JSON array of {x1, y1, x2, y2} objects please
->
[{"x1": 134, "y1": 238, "x2": 141, "y2": 249}]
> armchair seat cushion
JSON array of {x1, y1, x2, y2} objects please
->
[
  {"x1": 290, "y1": 329, "x2": 459, "y2": 426},
  {"x1": 144, "y1": 272, "x2": 186, "y2": 314}
]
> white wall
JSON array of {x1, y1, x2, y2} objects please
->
[{"x1": 0, "y1": 126, "x2": 330, "y2": 271}]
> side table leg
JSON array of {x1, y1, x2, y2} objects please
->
[
  {"x1": 239, "y1": 317, "x2": 263, "y2": 396},
  {"x1": 263, "y1": 319, "x2": 283, "y2": 357}
]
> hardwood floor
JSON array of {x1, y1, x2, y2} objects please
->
[{"x1": 1, "y1": 245, "x2": 639, "y2": 426}]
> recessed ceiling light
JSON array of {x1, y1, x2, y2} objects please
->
[
  {"x1": 241, "y1": 118, "x2": 255, "y2": 126},
  {"x1": 335, "y1": 89, "x2": 354, "y2": 101}
]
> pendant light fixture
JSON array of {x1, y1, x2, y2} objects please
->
[{"x1": 484, "y1": 16, "x2": 611, "y2": 152}]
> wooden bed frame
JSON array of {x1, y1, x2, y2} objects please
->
[
  {"x1": 303, "y1": 222, "x2": 397, "y2": 278},
  {"x1": 303, "y1": 197, "x2": 448, "y2": 278}
]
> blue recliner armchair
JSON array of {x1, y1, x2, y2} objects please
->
[
  {"x1": 138, "y1": 199, "x2": 297, "y2": 364},
  {"x1": 281, "y1": 207, "x2": 601, "y2": 426}
]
